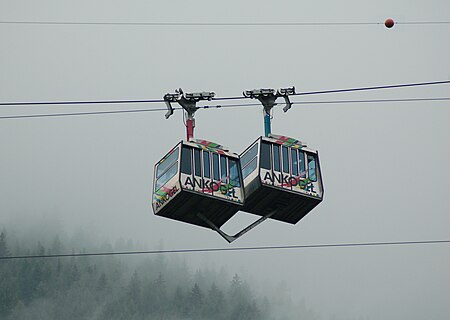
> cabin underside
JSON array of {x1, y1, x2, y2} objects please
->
[
  {"x1": 154, "y1": 189, "x2": 242, "y2": 229},
  {"x1": 242, "y1": 182, "x2": 322, "y2": 224}
]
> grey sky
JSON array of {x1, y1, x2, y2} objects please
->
[{"x1": 1, "y1": 1, "x2": 449, "y2": 319}]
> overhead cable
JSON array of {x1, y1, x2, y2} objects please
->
[
  {"x1": 0, "y1": 108, "x2": 167, "y2": 119},
  {"x1": 1, "y1": 80, "x2": 450, "y2": 107},
  {"x1": 0, "y1": 240, "x2": 449, "y2": 261},
  {"x1": 1, "y1": 21, "x2": 449, "y2": 27},
  {"x1": 293, "y1": 80, "x2": 450, "y2": 96},
  {"x1": 0, "y1": 98, "x2": 164, "y2": 107},
  {"x1": 291, "y1": 97, "x2": 450, "y2": 105},
  {"x1": 0, "y1": 97, "x2": 449, "y2": 120},
  {"x1": 206, "y1": 97, "x2": 450, "y2": 109}
]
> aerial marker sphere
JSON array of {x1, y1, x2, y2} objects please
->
[{"x1": 385, "y1": 18, "x2": 395, "y2": 28}]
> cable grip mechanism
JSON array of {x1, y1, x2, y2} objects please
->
[
  {"x1": 243, "y1": 86, "x2": 295, "y2": 136},
  {"x1": 163, "y1": 88, "x2": 215, "y2": 140}
]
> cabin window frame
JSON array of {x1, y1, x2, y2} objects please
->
[
  {"x1": 155, "y1": 162, "x2": 178, "y2": 191},
  {"x1": 298, "y1": 150, "x2": 306, "y2": 178},
  {"x1": 155, "y1": 147, "x2": 180, "y2": 192},
  {"x1": 154, "y1": 147, "x2": 180, "y2": 192},
  {"x1": 241, "y1": 143, "x2": 258, "y2": 169},
  {"x1": 273, "y1": 144, "x2": 281, "y2": 172},
  {"x1": 241, "y1": 142, "x2": 259, "y2": 180},
  {"x1": 220, "y1": 155, "x2": 228, "y2": 181},
  {"x1": 228, "y1": 158, "x2": 241, "y2": 187},
  {"x1": 260, "y1": 142, "x2": 272, "y2": 170},
  {"x1": 282, "y1": 146, "x2": 290, "y2": 174},
  {"x1": 156, "y1": 148, "x2": 179, "y2": 179},
  {"x1": 242, "y1": 157, "x2": 258, "y2": 180},
  {"x1": 203, "y1": 151, "x2": 211, "y2": 179},
  {"x1": 180, "y1": 146, "x2": 192, "y2": 175},
  {"x1": 307, "y1": 153, "x2": 318, "y2": 182},
  {"x1": 194, "y1": 148, "x2": 202, "y2": 177},
  {"x1": 213, "y1": 153, "x2": 220, "y2": 181},
  {"x1": 291, "y1": 148, "x2": 299, "y2": 176}
]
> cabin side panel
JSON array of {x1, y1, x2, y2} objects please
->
[
  {"x1": 152, "y1": 144, "x2": 182, "y2": 214},
  {"x1": 258, "y1": 138, "x2": 323, "y2": 200},
  {"x1": 179, "y1": 143, "x2": 244, "y2": 205}
]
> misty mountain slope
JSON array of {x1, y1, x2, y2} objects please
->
[{"x1": 0, "y1": 229, "x2": 319, "y2": 320}]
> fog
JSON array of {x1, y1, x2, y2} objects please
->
[{"x1": 1, "y1": 0, "x2": 449, "y2": 319}]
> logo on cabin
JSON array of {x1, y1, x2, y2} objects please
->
[
  {"x1": 262, "y1": 171, "x2": 315, "y2": 193},
  {"x1": 154, "y1": 185, "x2": 180, "y2": 210},
  {"x1": 183, "y1": 176, "x2": 238, "y2": 199}
]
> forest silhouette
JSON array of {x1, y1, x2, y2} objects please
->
[{"x1": 0, "y1": 230, "x2": 286, "y2": 320}]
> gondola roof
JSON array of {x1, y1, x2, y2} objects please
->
[{"x1": 184, "y1": 139, "x2": 239, "y2": 158}]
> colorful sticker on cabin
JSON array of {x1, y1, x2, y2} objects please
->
[
  {"x1": 190, "y1": 139, "x2": 227, "y2": 154},
  {"x1": 153, "y1": 185, "x2": 180, "y2": 210},
  {"x1": 261, "y1": 170, "x2": 319, "y2": 195},
  {"x1": 182, "y1": 175, "x2": 241, "y2": 202},
  {"x1": 268, "y1": 134, "x2": 305, "y2": 149}
]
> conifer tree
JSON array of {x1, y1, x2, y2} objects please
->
[
  {"x1": 189, "y1": 283, "x2": 204, "y2": 317},
  {"x1": 205, "y1": 282, "x2": 226, "y2": 318}
]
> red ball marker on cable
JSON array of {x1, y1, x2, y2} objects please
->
[{"x1": 385, "y1": 18, "x2": 395, "y2": 28}]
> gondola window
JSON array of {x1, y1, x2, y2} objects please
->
[
  {"x1": 260, "y1": 142, "x2": 271, "y2": 170},
  {"x1": 181, "y1": 146, "x2": 192, "y2": 175},
  {"x1": 307, "y1": 154, "x2": 317, "y2": 182},
  {"x1": 203, "y1": 151, "x2": 211, "y2": 178}
]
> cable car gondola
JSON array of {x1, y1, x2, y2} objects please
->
[
  {"x1": 240, "y1": 87, "x2": 324, "y2": 224},
  {"x1": 152, "y1": 138, "x2": 244, "y2": 229},
  {"x1": 152, "y1": 87, "x2": 324, "y2": 243},
  {"x1": 240, "y1": 134, "x2": 323, "y2": 223},
  {"x1": 152, "y1": 89, "x2": 248, "y2": 242}
]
